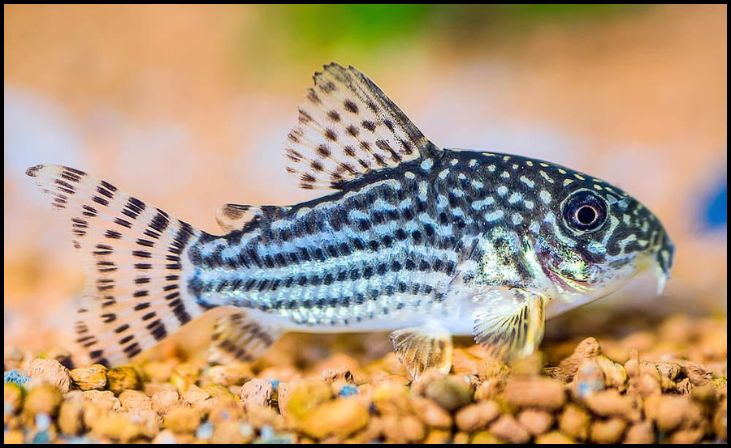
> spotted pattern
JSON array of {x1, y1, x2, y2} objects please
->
[{"x1": 188, "y1": 149, "x2": 673, "y2": 327}]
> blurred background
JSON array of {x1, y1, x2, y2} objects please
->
[{"x1": 4, "y1": 5, "x2": 727, "y2": 354}]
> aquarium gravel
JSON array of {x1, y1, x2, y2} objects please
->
[{"x1": 3, "y1": 314, "x2": 726, "y2": 444}]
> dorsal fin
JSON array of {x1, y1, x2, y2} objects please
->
[
  {"x1": 284, "y1": 62, "x2": 441, "y2": 190},
  {"x1": 215, "y1": 204, "x2": 289, "y2": 233}
]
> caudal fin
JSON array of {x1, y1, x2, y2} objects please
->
[{"x1": 26, "y1": 164, "x2": 210, "y2": 366}]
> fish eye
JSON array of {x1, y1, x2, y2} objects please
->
[{"x1": 563, "y1": 191, "x2": 607, "y2": 231}]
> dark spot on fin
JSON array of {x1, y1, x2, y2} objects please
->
[{"x1": 208, "y1": 311, "x2": 282, "y2": 364}]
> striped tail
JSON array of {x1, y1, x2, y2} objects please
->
[{"x1": 26, "y1": 164, "x2": 212, "y2": 366}]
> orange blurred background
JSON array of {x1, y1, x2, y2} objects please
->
[{"x1": 4, "y1": 5, "x2": 727, "y2": 352}]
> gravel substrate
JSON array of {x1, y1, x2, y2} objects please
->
[{"x1": 3, "y1": 314, "x2": 726, "y2": 444}]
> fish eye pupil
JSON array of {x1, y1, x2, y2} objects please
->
[
  {"x1": 575, "y1": 205, "x2": 597, "y2": 225},
  {"x1": 564, "y1": 191, "x2": 607, "y2": 231}
]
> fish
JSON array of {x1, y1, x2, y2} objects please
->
[{"x1": 27, "y1": 63, "x2": 674, "y2": 378}]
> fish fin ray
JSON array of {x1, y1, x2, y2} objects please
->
[
  {"x1": 215, "y1": 204, "x2": 290, "y2": 233},
  {"x1": 285, "y1": 62, "x2": 441, "y2": 190},
  {"x1": 473, "y1": 291, "x2": 546, "y2": 361},
  {"x1": 209, "y1": 311, "x2": 282, "y2": 364},
  {"x1": 26, "y1": 164, "x2": 210, "y2": 366},
  {"x1": 390, "y1": 322, "x2": 453, "y2": 380}
]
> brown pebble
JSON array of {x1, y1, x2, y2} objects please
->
[
  {"x1": 535, "y1": 430, "x2": 576, "y2": 444},
  {"x1": 411, "y1": 397, "x2": 452, "y2": 429},
  {"x1": 207, "y1": 401, "x2": 245, "y2": 425},
  {"x1": 455, "y1": 400, "x2": 500, "y2": 432},
  {"x1": 164, "y1": 407, "x2": 201, "y2": 433},
  {"x1": 246, "y1": 404, "x2": 285, "y2": 430},
  {"x1": 372, "y1": 382, "x2": 411, "y2": 415},
  {"x1": 119, "y1": 389, "x2": 152, "y2": 412},
  {"x1": 26, "y1": 358, "x2": 71, "y2": 393},
  {"x1": 182, "y1": 384, "x2": 210, "y2": 406},
  {"x1": 382, "y1": 414, "x2": 425, "y2": 443},
  {"x1": 451, "y1": 348, "x2": 483, "y2": 376},
  {"x1": 169, "y1": 362, "x2": 200, "y2": 393},
  {"x1": 142, "y1": 359, "x2": 178, "y2": 383},
  {"x1": 644, "y1": 394, "x2": 699, "y2": 432},
  {"x1": 554, "y1": 337, "x2": 602, "y2": 382},
  {"x1": 58, "y1": 399, "x2": 84, "y2": 435},
  {"x1": 4, "y1": 383, "x2": 24, "y2": 414},
  {"x1": 299, "y1": 398, "x2": 369, "y2": 439},
  {"x1": 69, "y1": 364, "x2": 107, "y2": 391},
  {"x1": 714, "y1": 398, "x2": 727, "y2": 441},
  {"x1": 473, "y1": 378, "x2": 502, "y2": 401},
  {"x1": 239, "y1": 378, "x2": 273, "y2": 410},
  {"x1": 595, "y1": 355, "x2": 627, "y2": 391},
  {"x1": 471, "y1": 430, "x2": 500, "y2": 443},
  {"x1": 23, "y1": 384, "x2": 62, "y2": 416},
  {"x1": 624, "y1": 421, "x2": 654, "y2": 444},
  {"x1": 503, "y1": 377, "x2": 566, "y2": 410},
  {"x1": 202, "y1": 363, "x2": 253, "y2": 387},
  {"x1": 211, "y1": 421, "x2": 255, "y2": 444},
  {"x1": 670, "y1": 427, "x2": 704, "y2": 444},
  {"x1": 82, "y1": 389, "x2": 121, "y2": 412},
  {"x1": 151, "y1": 429, "x2": 178, "y2": 444},
  {"x1": 151, "y1": 389, "x2": 179, "y2": 415},
  {"x1": 257, "y1": 366, "x2": 301, "y2": 383},
  {"x1": 490, "y1": 414, "x2": 530, "y2": 444},
  {"x1": 90, "y1": 413, "x2": 144, "y2": 442},
  {"x1": 424, "y1": 376, "x2": 473, "y2": 411},
  {"x1": 678, "y1": 360, "x2": 713, "y2": 386},
  {"x1": 107, "y1": 365, "x2": 142, "y2": 395},
  {"x1": 559, "y1": 404, "x2": 591, "y2": 441},
  {"x1": 585, "y1": 389, "x2": 639, "y2": 421},
  {"x1": 423, "y1": 428, "x2": 451, "y2": 444},
  {"x1": 320, "y1": 367, "x2": 354, "y2": 383},
  {"x1": 347, "y1": 416, "x2": 383, "y2": 444},
  {"x1": 518, "y1": 409, "x2": 554, "y2": 435},
  {"x1": 510, "y1": 352, "x2": 544, "y2": 377},
  {"x1": 452, "y1": 431, "x2": 470, "y2": 444},
  {"x1": 4, "y1": 429, "x2": 24, "y2": 444},
  {"x1": 132, "y1": 409, "x2": 162, "y2": 439},
  {"x1": 81, "y1": 390, "x2": 122, "y2": 429},
  {"x1": 590, "y1": 417, "x2": 627, "y2": 444},
  {"x1": 283, "y1": 379, "x2": 333, "y2": 422}
]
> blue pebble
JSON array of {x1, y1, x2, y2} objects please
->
[
  {"x1": 196, "y1": 422, "x2": 214, "y2": 440},
  {"x1": 338, "y1": 384, "x2": 358, "y2": 397},
  {"x1": 4, "y1": 370, "x2": 30, "y2": 385},
  {"x1": 32, "y1": 431, "x2": 50, "y2": 444},
  {"x1": 66, "y1": 436, "x2": 95, "y2": 444},
  {"x1": 35, "y1": 414, "x2": 51, "y2": 431}
]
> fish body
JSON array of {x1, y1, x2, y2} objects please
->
[{"x1": 27, "y1": 63, "x2": 674, "y2": 377}]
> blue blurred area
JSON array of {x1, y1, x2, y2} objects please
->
[{"x1": 703, "y1": 172, "x2": 727, "y2": 229}]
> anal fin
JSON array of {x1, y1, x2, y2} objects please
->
[
  {"x1": 473, "y1": 291, "x2": 546, "y2": 361},
  {"x1": 390, "y1": 323, "x2": 453, "y2": 380},
  {"x1": 209, "y1": 311, "x2": 282, "y2": 364}
]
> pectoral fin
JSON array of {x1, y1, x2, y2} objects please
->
[
  {"x1": 390, "y1": 323, "x2": 453, "y2": 380},
  {"x1": 473, "y1": 291, "x2": 546, "y2": 361},
  {"x1": 209, "y1": 311, "x2": 282, "y2": 364}
]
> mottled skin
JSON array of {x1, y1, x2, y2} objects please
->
[
  {"x1": 188, "y1": 149, "x2": 674, "y2": 333},
  {"x1": 26, "y1": 63, "x2": 674, "y2": 372}
]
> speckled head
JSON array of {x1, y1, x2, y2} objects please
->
[{"x1": 469, "y1": 151, "x2": 674, "y2": 298}]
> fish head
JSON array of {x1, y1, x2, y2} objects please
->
[{"x1": 522, "y1": 162, "x2": 674, "y2": 302}]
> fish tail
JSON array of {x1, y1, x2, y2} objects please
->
[{"x1": 26, "y1": 164, "x2": 210, "y2": 366}]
